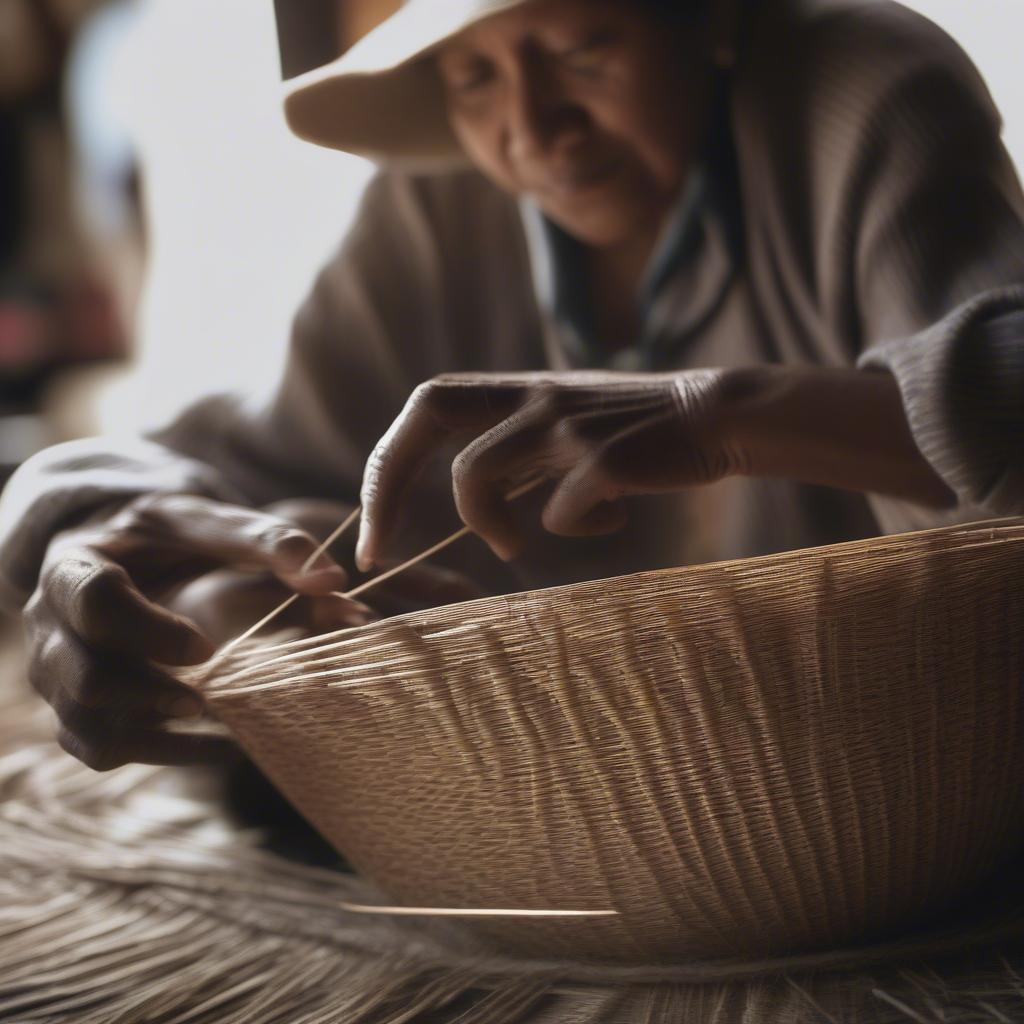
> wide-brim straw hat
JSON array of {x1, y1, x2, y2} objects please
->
[
  {"x1": 283, "y1": 0, "x2": 527, "y2": 167},
  {"x1": 196, "y1": 518, "x2": 1024, "y2": 967}
]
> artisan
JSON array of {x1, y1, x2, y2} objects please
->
[{"x1": 3, "y1": 0, "x2": 1023, "y2": 770}]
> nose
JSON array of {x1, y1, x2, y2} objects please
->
[{"x1": 505, "y1": 54, "x2": 588, "y2": 164}]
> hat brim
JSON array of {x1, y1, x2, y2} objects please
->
[{"x1": 283, "y1": 0, "x2": 525, "y2": 168}]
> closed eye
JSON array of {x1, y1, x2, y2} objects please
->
[
  {"x1": 554, "y1": 33, "x2": 614, "y2": 73},
  {"x1": 439, "y1": 57, "x2": 495, "y2": 95}
]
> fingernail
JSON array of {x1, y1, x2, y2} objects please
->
[
  {"x1": 162, "y1": 694, "x2": 203, "y2": 719},
  {"x1": 354, "y1": 536, "x2": 373, "y2": 574}
]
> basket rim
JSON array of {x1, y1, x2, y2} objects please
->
[{"x1": 194, "y1": 515, "x2": 1024, "y2": 697}]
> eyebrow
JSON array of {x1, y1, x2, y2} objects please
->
[{"x1": 436, "y1": 41, "x2": 482, "y2": 64}]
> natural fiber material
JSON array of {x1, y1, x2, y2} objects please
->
[
  {"x1": 7, "y1": 691, "x2": 1024, "y2": 1020},
  {"x1": 194, "y1": 518, "x2": 1024, "y2": 964}
]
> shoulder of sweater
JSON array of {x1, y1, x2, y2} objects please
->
[
  {"x1": 351, "y1": 167, "x2": 524, "y2": 246},
  {"x1": 307, "y1": 166, "x2": 527, "y2": 312},
  {"x1": 738, "y1": 0, "x2": 998, "y2": 126}
]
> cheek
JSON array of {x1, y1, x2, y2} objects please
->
[
  {"x1": 450, "y1": 112, "x2": 520, "y2": 192},
  {"x1": 596, "y1": 78, "x2": 708, "y2": 190},
  {"x1": 589, "y1": 106, "x2": 688, "y2": 192}
]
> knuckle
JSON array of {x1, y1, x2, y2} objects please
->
[
  {"x1": 64, "y1": 661, "x2": 109, "y2": 709},
  {"x1": 57, "y1": 726, "x2": 122, "y2": 772},
  {"x1": 451, "y1": 447, "x2": 475, "y2": 483},
  {"x1": 258, "y1": 523, "x2": 312, "y2": 564},
  {"x1": 73, "y1": 566, "x2": 131, "y2": 642},
  {"x1": 408, "y1": 379, "x2": 446, "y2": 421},
  {"x1": 23, "y1": 587, "x2": 46, "y2": 622},
  {"x1": 116, "y1": 492, "x2": 169, "y2": 532},
  {"x1": 451, "y1": 447, "x2": 492, "y2": 506},
  {"x1": 26, "y1": 650, "x2": 51, "y2": 698},
  {"x1": 26, "y1": 630, "x2": 64, "y2": 695},
  {"x1": 261, "y1": 499, "x2": 342, "y2": 536},
  {"x1": 412, "y1": 379, "x2": 438, "y2": 405},
  {"x1": 75, "y1": 562, "x2": 130, "y2": 604},
  {"x1": 39, "y1": 555, "x2": 77, "y2": 600},
  {"x1": 410, "y1": 379, "x2": 446, "y2": 423},
  {"x1": 410, "y1": 376, "x2": 466, "y2": 426}
]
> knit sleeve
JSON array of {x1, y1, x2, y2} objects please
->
[
  {"x1": 831, "y1": 7, "x2": 1024, "y2": 514},
  {"x1": 770, "y1": 2, "x2": 1024, "y2": 520},
  {"x1": 858, "y1": 290, "x2": 1024, "y2": 515}
]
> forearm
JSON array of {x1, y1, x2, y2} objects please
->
[{"x1": 721, "y1": 365, "x2": 957, "y2": 508}]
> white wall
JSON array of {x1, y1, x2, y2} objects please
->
[{"x1": 85, "y1": 0, "x2": 373, "y2": 434}]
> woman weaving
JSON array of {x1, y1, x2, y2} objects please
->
[{"x1": 2, "y1": 0, "x2": 1023, "y2": 771}]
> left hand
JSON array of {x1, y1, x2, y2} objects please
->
[
  {"x1": 356, "y1": 369, "x2": 740, "y2": 568},
  {"x1": 166, "y1": 499, "x2": 487, "y2": 643}
]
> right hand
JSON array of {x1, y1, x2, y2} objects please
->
[{"x1": 23, "y1": 493, "x2": 364, "y2": 772}]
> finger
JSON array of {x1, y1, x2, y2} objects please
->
[
  {"x1": 36, "y1": 628, "x2": 204, "y2": 718},
  {"x1": 167, "y1": 569, "x2": 375, "y2": 643},
  {"x1": 452, "y1": 399, "x2": 565, "y2": 560},
  {"x1": 542, "y1": 452, "x2": 630, "y2": 537},
  {"x1": 124, "y1": 731, "x2": 240, "y2": 768},
  {"x1": 56, "y1": 722, "x2": 239, "y2": 772},
  {"x1": 309, "y1": 594, "x2": 381, "y2": 633},
  {"x1": 52, "y1": 688, "x2": 192, "y2": 737},
  {"x1": 262, "y1": 499, "x2": 360, "y2": 555},
  {"x1": 112, "y1": 495, "x2": 348, "y2": 594},
  {"x1": 365, "y1": 562, "x2": 486, "y2": 616},
  {"x1": 554, "y1": 497, "x2": 630, "y2": 536},
  {"x1": 356, "y1": 378, "x2": 525, "y2": 571},
  {"x1": 44, "y1": 548, "x2": 215, "y2": 665}
]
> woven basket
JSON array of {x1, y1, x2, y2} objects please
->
[{"x1": 198, "y1": 518, "x2": 1024, "y2": 964}]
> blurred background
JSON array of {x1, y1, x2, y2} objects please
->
[{"x1": 0, "y1": 0, "x2": 1021, "y2": 484}]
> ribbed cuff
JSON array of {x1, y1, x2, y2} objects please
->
[{"x1": 858, "y1": 286, "x2": 1024, "y2": 516}]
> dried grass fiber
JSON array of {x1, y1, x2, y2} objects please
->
[
  {"x1": 6, "y1": 736, "x2": 1024, "y2": 1022},
  {"x1": 195, "y1": 518, "x2": 1024, "y2": 964}
]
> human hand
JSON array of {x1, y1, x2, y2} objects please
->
[
  {"x1": 167, "y1": 498, "x2": 486, "y2": 638},
  {"x1": 24, "y1": 493, "x2": 361, "y2": 771},
  {"x1": 356, "y1": 369, "x2": 739, "y2": 567},
  {"x1": 264, "y1": 499, "x2": 487, "y2": 615}
]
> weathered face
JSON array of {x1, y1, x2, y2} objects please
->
[{"x1": 436, "y1": 0, "x2": 716, "y2": 249}]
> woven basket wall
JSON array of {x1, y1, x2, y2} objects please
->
[{"x1": 199, "y1": 518, "x2": 1024, "y2": 964}]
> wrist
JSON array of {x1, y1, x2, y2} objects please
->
[{"x1": 714, "y1": 364, "x2": 956, "y2": 507}]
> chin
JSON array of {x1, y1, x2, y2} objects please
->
[
  {"x1": 544, "y1": 203, "x2": 649, "y2": 249},
  {"x1": 539, "y1": 175, "x2": 672, "y2": 248}
]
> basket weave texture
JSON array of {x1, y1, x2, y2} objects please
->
[{"x1": 199, "y1": 518, "x2": 1024, "y2": 964}]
